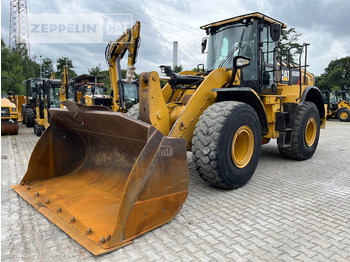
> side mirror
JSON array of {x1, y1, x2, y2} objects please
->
[
  {"x1": 270, "y1": 24, "x2": 281, "y2": 41},
  {"x1": 201, "y1": 37, "x2": 208, "y2": 54},
  {"x1": 233, "y1": 56, "x2": 251, "y2": 68},
  {"x1": 103, "y1": 86, "x2": 107, "y2": 93}
]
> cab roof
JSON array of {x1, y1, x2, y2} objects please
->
[{"x1": 200, "y1": 12, "x2": 287, "y2": 30}]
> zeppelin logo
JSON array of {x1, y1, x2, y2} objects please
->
[{"x1": 159, "y1": 146, "x2": 172, "y2": 157}]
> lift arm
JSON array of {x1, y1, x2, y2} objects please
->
[
  {"x1": 105, "y1": 21, "x2": 141, "y2": 111},
  {"x1": 59, "y1": 65, "x2": 70, "y2": 107}
]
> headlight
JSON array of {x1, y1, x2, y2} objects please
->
[{"x1": 12, "y1": 108, "x2": 16, "y2": 112}]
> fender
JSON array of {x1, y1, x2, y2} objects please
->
[
  {"x1": 299, "y1": 86, "x2": 325, "y2": 119},
  {"x1": 212, "y1": 87, "x2": 269, "y2": 135}
]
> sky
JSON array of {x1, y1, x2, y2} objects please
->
[{"x1": 1, "y1": 0, "x2": 350, "y2": 76}]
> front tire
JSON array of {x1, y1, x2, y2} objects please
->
[
  {"x1": 191, "y1": 101, "x2": 262, "y2": 189},
  {"x1": 34, "y1": 124, "x2": 43, "y2": 137},
  {"x1": 278, "y1": 102, "x2": 320, "y2": 160},
  {"x1": 337, "y1": 108, "x2": 350, "y2": 122},
  {"x1": 25, "y1": 108, "x2": 35, "y2": 128}
]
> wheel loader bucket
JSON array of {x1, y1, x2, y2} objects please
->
[{"x1": 12, "y1": 101, "x2": 189, "y2": 255}]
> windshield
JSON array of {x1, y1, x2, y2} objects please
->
[
  {"x1": 30, "y1": 80, "x2": 43, "y2": 98},
  {"x1": 84, "y1": 85, "x2": 105, "y2": 96},
  {"x1": 330, "y1": 93, "x2": 337, "y2": 104},
  {"x1": 50, "y1": 87, "x2": 60, "y2": 108},
  {"x1": 206, "y1": 21, "x2": 258, "y2": 79},
  {"x1": 124, "y1": 82, "x2": 139, "y2": 109},
  {"x1": 345, "y1": 92, "x2": 350, "y2": 102}
]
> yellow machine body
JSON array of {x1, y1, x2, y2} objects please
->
[
  {"x1": 140, "y1": 68, "x2": 325, "y2": 149},
  {"x1": 14, "y1": 95, "x2": 26, "y2": 122}
]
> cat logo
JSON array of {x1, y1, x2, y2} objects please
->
[{"x1": 282, "y1": 70, "x2": 289, "y2": 81}]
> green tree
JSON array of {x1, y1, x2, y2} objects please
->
[
  {"x1": 173, "y1": 65, "x2": 183, "y2": 73},
  {"x1": 278, "y1": 28, "x2": 302, "y2": 63},
  {"x1": 88, "y1": 64, "x2": 102, "y2": 75},
  {"x1": 56, "y1": 57, "x2": 77, "y2": 78},
  {"x1": 41, "y1": 58, "x2": 54, "y2": 78},
  {"x1": 315, "y1": 56, "x2": 350, "y2": 91},
  {"x1": 1, "y1": 39, "x2": 40, "y2": 94}
]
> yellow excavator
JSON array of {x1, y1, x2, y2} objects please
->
[
  {"x1": 76, "y1": 21, "x2": 140, "y2": 111},
  {"x1": 105, "y1": 20, "x2": 141, "y2": 112},
  {"x1": 12, "y1": 13, "x2": 325, "y2": 255}
]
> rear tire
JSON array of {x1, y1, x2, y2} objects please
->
[
  {"x1": 191, "y1": 101, "x2": 262, "y2": 189},
  {"x1": 126, "y1": 103, "x2": 139, "y2": 119},
  {"x1": 337, "y1": 108, "x2": 350, "y2": 122},
  {"x1": 278, "y1": 102, "x2": 320, "y2": 160},
  {"x1": 25, "y1": 108, "x2": 35, "y2": 127}
]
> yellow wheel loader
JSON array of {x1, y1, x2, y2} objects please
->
[
  {"x1": 12, "y1": 13, "x2": 325, "y2": 255},
  {"x1": 322, "y1": 90, "x2": 350, "y2": 122},
  {"x1": 335, "y1": 90, "x2": 350, "y2": 122},
  {"x1": 33, "y1": 79, "x2": 61, "y2": 136},
  {"x1": 21, "y1": 78, "x2": 43, "y2": 127},
  {"x1": 33, "y1": 66, "x2": 79, "y2": 136}
]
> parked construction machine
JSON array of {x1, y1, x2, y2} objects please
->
[
  {"x1": 72, "y1": 74, "x2": 109, "y2": 106},
  {"x1": 322, "y1": 90, "x2": 350, "y2": 122},
  {"x1": 33, "y1": 78, "x2": 61, "y2": 136},
  {"x1": 21, "y1": 78, "x2": 43, "y2": 127},
  {"x1": 12, "y1": 13, "x2": 325, "y2": 255},
  {"x1": 105, "y1": 21, "x2": 141, "y2": 112},
  {"x1": 1, "y1": 77, "x2": 19, "y2": 135}
]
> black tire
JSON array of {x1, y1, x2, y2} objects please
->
[
  {"x1": 126, "y1": 103, "x2": 139, "y2": 119},
  {"x1": 21, "y1": 110, "x2": 26, "y2": 125},
  {"x1": 191, "y1": 101, "x2": 262, "y2": 189},
  {"x1": 278, "y1": 102, "x2": 320, "y2": 160},
  {"x1": 337, "y1": 108, "x2": 350, "y2": 122},
  {"x1": 34, "y1": 124, "x2": 43, "y2": 136},
  {"x1": 25, "y1": 108, "x2": 35, "y2": 128}
]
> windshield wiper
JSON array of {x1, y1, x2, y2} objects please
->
[
  {"x1": 218, "y1": 28, "x2": 245, "y2": 68},
  {"x1": 218, "y1": 43, "x2": 241, "y2": 68}
]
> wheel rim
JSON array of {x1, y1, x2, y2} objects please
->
[
  {"x1": 340, "y1": 111, "x2": 348, "y2": 120},
  {"x1": 305, "y1": 117, "x2": 317, "y2": 147},
  {"x1": 231, "y1": 125, "x2": 254, "y2": 168}
]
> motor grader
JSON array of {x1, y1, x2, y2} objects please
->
[{"x1": 12, "y1": 12, "x2": 325, "y2": 255}]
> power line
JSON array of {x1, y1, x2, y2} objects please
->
[{"x1": 113, "y1": 0, "x2": 187, "y2": 31}]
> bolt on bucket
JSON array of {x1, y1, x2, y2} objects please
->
[{"x1": 12, "y1": 101, "x2": 189, "y2": 255}]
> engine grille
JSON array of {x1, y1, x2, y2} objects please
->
[{"x1": 1, "y1": 107, "x2": 10, "y2": 117}]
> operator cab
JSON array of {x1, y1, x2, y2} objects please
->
[{"x1": 201, "y1": 12, "x2": 307, "y2": 94}]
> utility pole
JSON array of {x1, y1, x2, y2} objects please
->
[
  {"x1": 9, "y1": 0, "x2": 30, "y2": 55},
  {"x1": 40, "y1": 55, "x2": 42, "y2": 78},
  {"x1": 173, "y1": 41, "x2": 178, "y2": 69}
]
